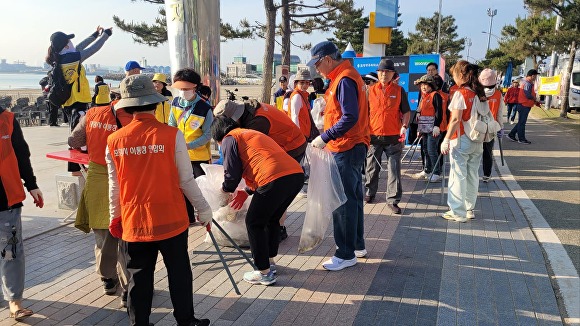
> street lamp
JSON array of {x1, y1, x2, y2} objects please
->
[
  {"x1": 464, "y1": 37, "x2": 472, "y2": 60},
  {"x1": 486, "y1": 8, "x2": 497, "y2": 55}
]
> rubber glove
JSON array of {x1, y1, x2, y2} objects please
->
[
  {"x1": 497, "y1": 129, "x2": 504, "y2": 139},
  {"x1": 230, "y1": 189, "x2": 249, "y2": 210},
  {"x1": 30, "y1": 189, "x2": 44, "y2": 208},
  {"x1": 440, "y1": 138, "x2": 451, "y2": 155},
  {"x1": 109, "y1": 217, "x2": 123, "y2": 239},
  {"x1": 311, "y1": 135, "x2": 327, "y2": 149},
  {"x1": 399, "y1": 126, "x2": 407, "y2": 137},
  {"x1": 218, "y1": 190, "x2": 231, "y2": 207},
  {"x1": 197, "y1": 208, "x2": 213, "y2": 226},
  {"x1": 432, "y1": 126, "x2": 440, "y2": 138}
]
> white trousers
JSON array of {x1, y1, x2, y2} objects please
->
[{"x1": 447, "y1": 135, "x2": 483, "y2": 218}]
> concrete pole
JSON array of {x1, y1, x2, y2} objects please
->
[
  {"x1": 165, "y1": 0, "x2": 221, "y2": 105},
  {"x1": 436, "y1": 0, "x2": 442, "y2": 53},
  {"x1": 545, "y1": 3, "x2": 563, "y2": 110}
]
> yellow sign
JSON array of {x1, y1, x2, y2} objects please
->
[
  {"x1": 369, "y1": 12, "x2": 392, "y2": 44},
  {"x1": 538, "y1": 75, "x2": 561, "y2": 95}
]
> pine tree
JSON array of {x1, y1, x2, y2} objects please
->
[{"x1": 328, "y1": 6, "x2": 369, "y2": 54}]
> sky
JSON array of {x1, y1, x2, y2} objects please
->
[{"x1": 0, "y1": 0, "x2": 528, "y2": 70}]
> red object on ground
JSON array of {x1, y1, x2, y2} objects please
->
[{"x1": 46, "y1": 149, "x2": 89, "y2": 165}]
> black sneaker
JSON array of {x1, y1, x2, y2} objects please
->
[
  {"x1": 518, "y1": 139, "x2": 531, "y2": 144},
  {"x1": 102, "y1": 278, "x2": 118, "y2": 295},
  {"x1": 507, "y1": 134, "x2": 517, "y2": 142},
  {"x1": 120, "y1": 290, "x2": 128, "y2": 308},
  {"x1": 280, "y1": 226, "x2": 288, "y2": 241},
  {"x1": 191, "y1": 318, "x2": 210, "y2": 326}
]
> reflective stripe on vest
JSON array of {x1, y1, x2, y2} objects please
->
[
  {"x1": 107, "y1": 114, "x2": 188, "y2": 242},
  {"x1": 255, "y1": 103, "x2": 306, "y2": 153},
  {"x1": 323, "y1": 60, "x2": 370, "y2": 152},
  {"x1": 0, "y1": 111, "x2": 26, "y2": 206},
  {"x1": 226, "y1": 128, "x2": 303, "y2": 190},
  {"x1": 368, "y1": 82, "x2": 402, "y2": 136}
]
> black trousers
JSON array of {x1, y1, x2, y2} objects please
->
[
  {"x1": 63, "y1": 102, "x2": 88, "y2": 172},
  {"x1": 246, "y1": 173, "x2": 303, "y2": 270},
  {"x1": 482, "y1": 139, "x2": 495, "y2": 177},
  {"x1": 184, "y1": 160, "x2": 209, "y2": 223},
  {"x1": 126, "y1": 230, "x2": 196, "y2": 326},
  {"x1": 47, "y1": 102, "x2": 59, "y2": 126}
]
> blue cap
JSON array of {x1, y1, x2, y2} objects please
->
[
  {"x1": 125, "y1": 61, "x2": 144, "y2": 71},
  {"x1": 307, "y1": 41, "x2": 339, "y2": 67}
]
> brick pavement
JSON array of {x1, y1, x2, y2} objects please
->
[{"x1": 0, "y1": 153, "x2": 565, "y2": 325}]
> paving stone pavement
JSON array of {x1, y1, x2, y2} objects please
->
[{"x1": 0, "y1": 136, "x2": 566, "y2": 325}]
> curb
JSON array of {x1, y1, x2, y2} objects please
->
[{"x1": 494, "y1": 147, "x2": 580, "y2": 325}]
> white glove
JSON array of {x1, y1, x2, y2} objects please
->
[
  {"x1": 30, "y1": 189, "x2": 44, "y2": 208},
  {"x1": 440, "y1": 138, "x2": 450, "y2": 155},
  {"x1": 197, "y1": 208, "x2": 213, "y2": 226},
  {"x1": 218, "y1": 190, "x2": 231, "y2": 207},
  {"x1": 400, "y1": 126, "x2": 407, "y2": 137},
  {"x1": 432, "y1": 126, "x2": 440, "y2": 137},
  {"x1": 311, "y1": 135, "x2": 327, "y2": 149}
]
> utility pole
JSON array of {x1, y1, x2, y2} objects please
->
[
  {"x1": 436, "y1": 0, "x2": 442, "y2": 53},
  {"x1": 486, "y1": 8, "x2": 497, "y2": 55},
  {"x1": 465, "y1": 37, "x2": 472, "y2": 60},
  {"x1": 545, "y1": 1, "x2": 563, "y2": 110}
]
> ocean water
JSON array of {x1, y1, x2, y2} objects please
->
[{"x1": 0, "y1": 73, "x2": 118, "y2": 90}]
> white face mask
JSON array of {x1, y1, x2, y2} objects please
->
[
  {"x1": 484, "y1": 88, "x2": 496, "y2": 97},
  {"x1": 178, "y1": 89, "x2": 196, "y2": 101}
]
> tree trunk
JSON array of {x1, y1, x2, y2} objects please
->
[
  {"x1": 559, "y1": 40, "x2": 576, "y2": 118},
  {"x1": 281, "y1": 0, "x2": 291, "y2": 67},
  {"x1": 261, "y1": 0, "x2": 277, "y2": 103}
]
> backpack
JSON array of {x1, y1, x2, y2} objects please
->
[
  {"x1": 46, "y1": 62, "x2": 79, "y2": 107},
  {"x1": 462, "y1": 96, "x2": 502, "y2": 143}
]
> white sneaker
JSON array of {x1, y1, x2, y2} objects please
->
[
  {"x1": 354, "y1": 249, "x2": 367, "y2": 258},
  {"x1": 467, "y1": 210, "x2": 475, "y2": 219},
  {"x1": 322, "y1": 256, "x2": 357, "y2": 271},
  {"x1": 413, "y1": 171, "x2": 428, "y2": 179},
  {"x1": 442, "y1": 211, "x2": 468, "y2": 223},
  {"x1": 428, "y1": 174, "x2": 442, "y2": 182},
  {"x1": 510, "y1": 120, "x2": 515, "y2": 125}
]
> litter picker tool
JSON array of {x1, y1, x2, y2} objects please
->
[
  {"x1": 422, "y1": 153, "x2": 443, "y2": 197},
  {"x1": 497, "y1": 136, "x2": 505, "y2": 166}
]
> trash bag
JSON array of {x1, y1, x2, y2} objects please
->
[
  {"x1": 196, "y1": 164, "x2": 250, "y2": 247},
  {"x1": 311, "y1": 97, "x2": 326, "y2": 131},
  {"x1": 298, "y1": 145, "x2": 347, "y2": 253}
]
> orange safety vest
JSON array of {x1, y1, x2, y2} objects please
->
[
  {"x1": 487, "y1": 90, "x2": 502, "y2": 121},
  {"x1": 85, "y1": 106, "x2": 132, "y2": 166},
  {"x1": 225, "y1": 128, "x2": 303, "y2": 190},
  {"x1": 517, "y1": 80, "x2": 536, "y2": 107},
  {"x1": 368, "y1": 82, "x2": 403, "y2": 136},
  {"x1": 324, "y1": 60, "x2": 370, "y2": 152},
  {"x1": 449, "y1": 84, "x2": 459, "y2": 100},
  {"x1": 437, "y1": 90, "x2": 449, "y2": 132},
  {"x1": 287, "y1": 89, "x2": 312, "y2": 139},
  {"x1": 107, "y1": 114, "x2": 188, "y2": 242},
  {"x1": 450, "y1": 87, "x2": 476, "y2": 140},
  {"x1": 255, "y1": 103, "x2": 306, "y2": 153},
  {"x1": 418, "y1": 91, "x2": 448, "y2": 132},
  {"x1": 0, "y1": 111, "x2": 26, "y2": 207}
]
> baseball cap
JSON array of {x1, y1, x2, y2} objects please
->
[
  {"x1": 377, "y1": 59, "x2": 396, "y2": 72},
  {"x1": 115, "y1": 75, "x2": 166, "y2": 109},
  {"x1": 307, "y1": 41, "x2": 339, "y2": 67},
  {"x1": 125, "y1": 61, "x2": 144, "y2": 72},
  {"x1": 526, "y1": 69, "x2": 539, "y2": 76},
  {"x1": 279, "y1": 76, "x2": 288, "y2": 82},
  {"x1": 50, "y1": 32, "x2": 75, "y2": 52},
  {"x1": 478, "y1": 68, "x2": 497, "y2": 87},
  {"x1": 214, "y1": 100, "x2": 245, "y2": 121}
]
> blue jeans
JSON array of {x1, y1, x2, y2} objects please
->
[
  {"x1": 448, "y1": 135, "x2": 483, "y2": 217},
  {"x1": 0, "y1": 208, "x2": 25, "y2": 301},
  {"x1": 506, "y1": 103, "x2": 518, "y2": 121},
  {"x1": 332, "y1": 143, "x2": 366, "y2": 260},
  {"x1": 420, "y1": 133, "x2": 441, "y2": 175},
  {"x1": 509, "y1": 105, "x2": 531, "y2": 141}
]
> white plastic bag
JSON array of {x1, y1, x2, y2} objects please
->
[
  {"x1": 311, "y1": 97, "x2": 326, "y2": 131},
  {"x1": 196, "y1": 164, "x2": 250, "y2": 247},
  {"x1": 298, "y1": 145, "x2": 347, "y2": 253}
]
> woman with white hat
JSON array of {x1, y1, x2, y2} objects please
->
[{"x1": 287, "y1": 69, "x2": 316, "y2": 141}]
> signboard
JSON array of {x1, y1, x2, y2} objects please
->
[{"x1": 538, "y1": 75, "x2": 561, "y2": 95}]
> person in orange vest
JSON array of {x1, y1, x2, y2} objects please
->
[
  {"x1": 213, "y1": 99, "x2": 307, "y2": 241},
  {"x1": 364, "y1": 59, "x2": 411, "y2": 213},
  {"x1": 106, "y1": 75, "x2": 212, "y2": 326},
  {"x1": 68, "y1": 98, "x2": 133, "y2": 307},
  {"x1": 478, "y1": 68, "x2": 505, "y2": 182},
  {"x1": 414, "y1": 74, "x2": 446, "y2": 182},
  {"x1": 504, "y1": 80, "x2": 520, "y2": 124},
  {"x1": 211, "y1": 116, "x2": 304, "y2": 285},
  {"x1": 507, "y1": 69, "x2": 540, "y2": 144},
  {"x1": 0, "y1": 106, "x2": 44, "y2": 322},
  {"x1": 440, "y1": 60, "x2": 487, "y2": 222},
  {"x1": 307, "y1": 41, "x2": 370, "y2": 271},
  {"x1": 287, "y1": 69, "x2": 316, "y2": 140}
]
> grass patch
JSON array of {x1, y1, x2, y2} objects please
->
[{"x1": 530, "y1": 106, "x2": 580, "y2": 135}]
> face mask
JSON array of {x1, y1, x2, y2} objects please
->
[
  {"x1": 178, "y1": 89, "x2": 196, "y2": 101},
  {"x1": 484, "y1": 88, "x2": 495, "y2": 97}
]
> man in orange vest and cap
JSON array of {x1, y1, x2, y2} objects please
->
[
  {"x1": 307, "y1": 41, "x2": 370, "y2": 271},
  {"x1": 106, "y1": 75, "x2": 212, "y2": 326}
]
